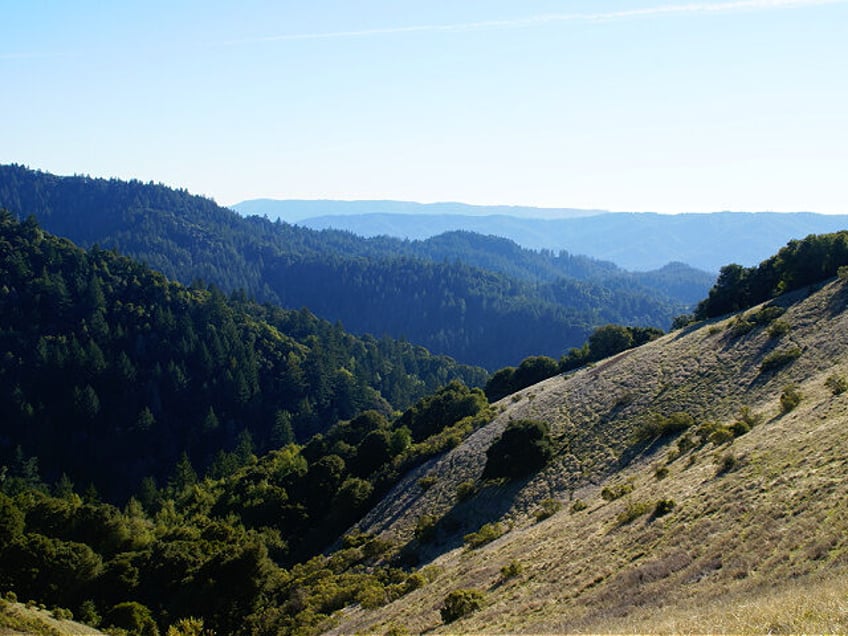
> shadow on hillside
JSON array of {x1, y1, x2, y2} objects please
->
[
  {"x1": 395, "y1": 476, "x2": 532, "y2": 567},
  {"x1": 827, "y1": 279, "x2": 848, "y2": 317}
]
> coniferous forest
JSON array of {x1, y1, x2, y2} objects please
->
[
  {"x1": 0, "y1": 211, "x2": 495, "y2": 634},
  {"x1": 0, "y1": 164, "x2": 710, "y2": 370},
  {"x1": 3, "y1": 171, "x2": 848, "y2": 633}
]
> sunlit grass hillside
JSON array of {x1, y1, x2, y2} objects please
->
[{"x1": 327, "y1": 276, "x2": 848, "y2": 634}]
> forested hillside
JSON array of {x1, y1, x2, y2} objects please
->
[
  {"x1": 3, "y1": 228, "x2": 848, "y2": 635},
  {"x1": 0, "y1": 212, "x2": 485, "y2": 503},
  {"x1": 0, "y1": 165, "x2": 701, "y2": 369}
]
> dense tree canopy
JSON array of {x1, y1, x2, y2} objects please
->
[
  {"x1": 695, "y1": 231, "x2": 848, "y2": 319},
  {"x1": 0, "y1": 164, "x2": 698, "y2": 369},
  {"x1": 0, "y1": 212, "x2": 485, "y2": 502}
]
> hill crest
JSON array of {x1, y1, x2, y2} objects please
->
[{"x1": 328, "y1": 276, "x2": 848, "y2": 634}]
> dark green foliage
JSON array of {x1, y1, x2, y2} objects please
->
[
  {"x1": 601, "y1": 482, "x2": 634, "y2": 501},
  {"x1": 570, "y1": 499, "x2": 588, "y2": 513},
  {"x1": 500, "y1": 560, "x2": 523, "y2": 580},
  {"x1": 0, "y1": 213, "x2": 485, "y2": 501},
  {"x1": 455, "y1": 480, "x2": 477, "y2": 502},
  {"x1": 780, "y1": 383, "x2": 802, "y2": 413},
  {"x1": 588, "y1": 324, "x2": 634, "y2": 359},
  {"x1": 484, "y1": 355, "x2": 559, "y2": 401},
  {"x1": 533, "y1": 498, "x2": 562, "y2": 522},
  {"x1": 397, "y1": 381, "x2": 488, "y2": 443},
  {"x1": 616, "y1": 501, "x2": 652, "y2": 526},
  {"x1": 716, "y1": 452, "x2": 739, "y2": 476},
  {"x1": 105, "y1": 601, "x2": 159, "y2": 636},
  {"x1": 414, "y1": 514, "x2": 439, "y2": 544},
  {"x1": 559, "y1": 323, "x2": 664, "y2": 371},
  {"x1": 482, "y1": 419, "x2": 553, "y2": 480},
  {"x1": 440, "y1": 589, "x2": 485, "y2": 623},
  {"x1": 0, "y1": 492, "x2": 24, "y2": 548},
  {"x1": 696, "y1": 231, "x2": 848, "y2": 319},
  {"x1": 760, "y1": 347, "x2": 802, "y2": 373},
  {"x1": 653, "y1": 499, "x2": 676, "y2": 518},
  {"x1": 0, "y1": 165, "x2": 691, "y2": 370},
  {"x1": 826, "y1": 373, "x2": 848, "y2": 395},
  {"x1": 636, "y1": 411, "x2": 695, "y2": 442},
  {"x1": 463, "y1": 522, "x2": 506, "y2": 549}
]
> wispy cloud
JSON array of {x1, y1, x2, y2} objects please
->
[
  {"x1": 224, "y1": 0, "x2": 845, "y2": 45},
  {"x1": 0, "y1": 51, "x2": 74, "y2": 61}
]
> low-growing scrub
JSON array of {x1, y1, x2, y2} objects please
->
[
  {"x1": 417, "y1": 475, "x2": 437, "y2": 491},
  {"x1": 760, "y1": 347, "x2": 802, "y2": 373},
  {"x1": 652, "y1": 499, "x2": 676, "y2": 518},
  {"x1": 825, "y1": 373, "x2": 848, "y2": 395},
  {"x1": 464, "y1": 522, "x2": 505, "y2": 549},
  {"x1": 616, "y1": 500, "x2": 652, "y2": 526},
  {"x1": 533, "y1": 498, "x2": 562, "y2": 522},
  {"x1": 500, "y1": 560, "x2": 524, "y2": 580},
  {"x1": 601, "y1": 482, "x2": 634, "y2": 501},
  {"x1": 780, "y1": 383, "x2": 802, "y2": 413},
  {"x1": 636, "y1": 411, "x2": 695, "y2": 442},
  {"x1": 455, "y1": 479, "x2": 477, "y2": 502},
  {"x1": 414, "y1": 514, "x2": 439, "y2": 544},
  {"x1": 767, "y1": 319, "x2": 791, "y2": 338},
  {"x1": 440, "y1": 589, "x2": 485, "y2": 623},
  {"x1": 716, "y1": 452, "x2": 739, "y2": 476}
]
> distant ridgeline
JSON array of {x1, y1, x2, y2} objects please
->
[
  {"x1": 0, "y1": 212, "x2": 486, "y2": 502},
  {"x1": 0, "y1": 164, "x2": 711, "y2": 369}
]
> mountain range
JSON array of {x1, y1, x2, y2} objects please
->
[
  {"x1": 233, "y1": 199, "x2": 848, "y2": 272},
  {"x1": 0, "y1": 165, "x2": 710, "y2": 369}
]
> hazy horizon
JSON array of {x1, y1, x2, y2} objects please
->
[{"x1": 3, "y1": 1, "x2": 847, "y2": 213}]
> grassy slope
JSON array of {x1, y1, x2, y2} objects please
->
[
  {"x1": 327, "y1": 277, "x2": 848, "y2": 634},
  {"x1": 0, "y1": 600, "x2": 104, "y2": 635}
]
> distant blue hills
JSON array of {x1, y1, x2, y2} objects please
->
[{"x1": 233, "y1": 199, "x2": 848, "y2": 272}]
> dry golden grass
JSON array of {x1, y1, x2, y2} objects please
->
[{"x1": 326, "y1": 278, "x2": 848, "y2": 635}]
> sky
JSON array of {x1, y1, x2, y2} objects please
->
[{"x1": 1, "y1": 0, "x2": 846, "y2": 213}]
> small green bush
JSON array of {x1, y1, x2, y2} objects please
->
[
  {"x1": 440, "y1": 589, "x2": 485, "y2": 623},
  {"x1": 417, "y1": 475, "x2": 437, "y2": 491},
  {"x1": 455, "y1": 480, "x2": 477, "y2": 502},
  {"x1": 533, "y1": 498, "x2": 562, "y2": 522},
  {"x1": 463, "y1": 522, "x2": 505, "y2": 549},
  {"x1": 728, "y1": 317, "x2": 755, "y2": 337},
  {"x1": 4, "y1": 591, "x2": 16, "y2": 603},
  {"x1": 414, "y1": 514, "x2": 438, "y2": 543},
  {"x1": 653, "y1": 499, "x2": 676, "y2": 517},
  {"x1": 500, "y1": 560, "x2": 523, "y2": 580},
  {"x1": 384, "y1": 623, "x2": 410, "y2": 636},
  {"x1": 708, "y1": 426, "x2": 735, "y2": 445},
  {"x1": 716, "y1": 452, "x2": 738, "y2": 476},
  {"x1": 601, "y1": 482, "x2": 633, "y2": 501},
  {"x1": 654, "y1": 465, "x2": 669, "y2": 480},
  {"x1": 570, "y1": 498, "x2": 587, "y2": 513},
  {"x1": 825, "y1": 373, "x2": 848, "y2": 395},
  {"x1": 482, "y1": 419, "x2": 553, "y2": 480},
  {"x1": 760, "y1": 347, "x2": 802, "y2": 372},
  {"x1": 636, "y1": 411, "x2": 695, "y2": 442},
  {"x1": 767, "y1": 319, "x2": 791, "y2": 338},
  {"x1": 780, "y1": 383, "x2": 802, "y2": 413},
  {"x1": 77, "y1": 600, "x2": 101, "y2": 627},
  {"x1": 753, "y1": 305, "x2": 786, "y2": 324},
  {"x1": 677, "y1": 433, "x2": 696, "y2": 454},
  {"x1": 616, "y1": 501, "x2": 652, "y2": 525}
]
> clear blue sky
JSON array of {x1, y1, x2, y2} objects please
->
[{"x1": 2, "y1": 0, "x2": 846, "y2": 213}]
